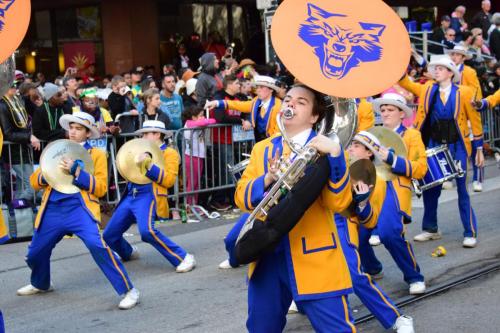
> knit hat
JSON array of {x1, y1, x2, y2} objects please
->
[{"x1": 43, "y1": 83, "x2": 60, "y2": 101}]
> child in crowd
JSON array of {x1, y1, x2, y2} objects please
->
[{"x1": 182, "y1": 106, "x2": 216, "y2": 207}]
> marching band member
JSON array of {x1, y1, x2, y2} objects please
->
[
  {"x1": 103, "y1": 120, "x2": 196, "y2": 273},
  {"x1": 0, "y1": 128, "x2": 8, "y2": 245},
  {"x1": 358, "y1": 94, "x2": 427, "y2": 295},
  {"x1": 446, "y1": 44, "x2": 484, "y2": 192},
  {"x1": 399, "y1": 57, "x2": 484, "y2": 248},
  {"x1": 204, "y1": 75, "x2": 282, "y2": 142},
  {"x1": 357, "y1": 98, "x2": 376, "y2": 132},
  {"x1": 474, "y1": 88, "x2": 500, "y2": 111},
  {"x1": 446, "y1": 45, "x2": 482, "y2": 100},
  {"x1": 235, "y1": 84, "x2": 355, "y2": 333},
  {"x1": 336, "y1": 132, "x2": 414, "y2": 332},
  {"x1": 17, "y1": 112, "x2": 139, "y2": 310}
]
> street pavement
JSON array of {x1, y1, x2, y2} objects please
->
[{"x1": 1, "y1": 161, "x2": 500, "y2": 332}]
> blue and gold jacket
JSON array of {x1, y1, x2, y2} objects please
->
[
  {"x1": 235, "y1": 132, "x2": 353, "y2": 300},
  {"x1": 399, "y1": 75, "x2": 483, "y2": 157},
  {"x1": 30, "y1": 142, "x2": 108, "y2": 230},
  {"x1": 117, "y1": 143, "x2": 179, "y2": 219}
]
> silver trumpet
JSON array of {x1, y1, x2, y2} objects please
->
[{"x1": 235, "y1": 97, "x2": 357, "y2": 244}]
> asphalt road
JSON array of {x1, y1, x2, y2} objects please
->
[{"x1": 1, "y1": 162, "x2": 500, "y2": 333}]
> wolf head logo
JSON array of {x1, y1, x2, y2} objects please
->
[
  {"x1": 299, "y1": 3, "x2": 386, "y2": 79},
  {"x1": 0, "y1": 0, "x2": 16, "y2": 32}
]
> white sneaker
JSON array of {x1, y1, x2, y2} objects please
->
[
  {"x1": 393, "y1": 315, "x2": 414, "y2": 333},
  {"x1": 288, "y1": 301, "x2": 299, "y2": 314},
  {"x1": 218, "y1": 259, "x2": 232, "y2": 269},
  {"x1": 472, "y1": 181, "x2": 483, "y2": 192},
  {"x1": 442, "y1": 181, "x2": 453, "y2": 190},
  {"x1": 17, "y1": 283, "x2": 54, "y2": 296},
  {"x1": 176, "y1": 254, "x2": 196, "y2": 273},
  {"x1": 413, "y1": 231, "x2": 442, "y2": 242},
  {"x1": 409, "y1": 281, "x2": 426, "y2": 295},
  {"x1": 369, "y1": 235, "x2": 381, "y2": 246},
  {"x1": 118, "y1": 288, "x2": 140, "y2": 310},
  {"x1": 129, "y1": 245, "x2": 140, "y2": 260},
  {"x1": 463, "y1": 237, "x2": 477, "y2": 248}
]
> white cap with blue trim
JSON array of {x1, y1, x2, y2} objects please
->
[{"x1": 134, "y1": 120, "x2": 170, "y2": 136}]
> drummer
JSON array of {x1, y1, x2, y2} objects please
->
[
  {"x1": 399, "y1": 57, "x2": 484, "y2": 248},
  {"x1": 358, "y1": 93, "x2": 428, "y2": 295},
  {"x1": 17, "y1": 112, "x2": 139, "y2": 310},
  {"x1": 103, "y1": 120, "x2": 196, "y2": 273}
]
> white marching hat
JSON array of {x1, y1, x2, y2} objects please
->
[
  {"x1": 134, "y1": 120, "x2": 170, "y2": 136},
  {"x1": 353, "y1": 130, "x2": 382, "y2": 157},
  {"x1": 251, "y1": 75, "x2": 280, "y2": 92},
  {"x1": 372, "y1": 93, "x2": 413, "y2": 119},
  {"x1": 445, "y1": 44, "x2": 472, "y2": 60},
  {"x1": 428, "y1": 56, "x2": 461, "y2": 83},
  {"x1": 59, "y1": 112, "x2": 100, "y2": 139}
]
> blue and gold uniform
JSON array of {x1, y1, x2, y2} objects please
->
[
  {"x1": 27, "y1": 141, "x2": 133, "y2": 295},
  {"x1": 399, "y1": 74, "x2": 483, "y2": 238},
  {"x1": 358, "y1": 125, "x2": 427, "y2": 286},
  {"x1": 215, "y1": 96, "x2": 282, "y2": 141},
  {"x1": 235, "y1": 131, "x2": 356, "y2": 333},
  {"x1": 103, "y1": 142, "x2": 189, "y2": 267},
  {"x1": 0, "y1": 127, "x2": 8, "y2": 244},
  {"x1": 336, "y1": 175, "x2": 406, "y2": 329}
]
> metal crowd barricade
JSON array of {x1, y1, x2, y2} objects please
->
[{"x1": 174, "y1": 124, "x2": 255, "y2": 209}]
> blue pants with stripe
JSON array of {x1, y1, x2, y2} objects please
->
[
  {"x1": 103, "y1": 185, "x2": 186, "y2": 267},
  {"x1": 471, "y1": 144, "x2": 484, "y2": 183},
  {"x1": 26, "y1": 198, "x2": 132, "y2": 295},
  {"x1": 223, "y1": 213, "x2": 248, "y2": 267},
  {"x1": 422, "y1": 142, "x2": 478, "y2": 237},
  {"x1": 336, "y1": 218, "x2": 400, "y2": 329},
  {"x1": 247, "y1": 244, "x2": 356, "y2": 333},
  {"x1": 0, "y1": 310, "x2": 4, "y2": 333},
  {"x1": 359, "y1": 184, "x2": 424, "y2": 284}
]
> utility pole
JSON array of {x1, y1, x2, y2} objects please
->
[{"x1": 257, "y1": 0, "x2": 278, "y2": 63}]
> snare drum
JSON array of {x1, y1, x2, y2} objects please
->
[
  {"x1": 412, "y1": 145, "x2": 464, "y2": 196},
  {"x1": 227, "y1": 158, "x2": 250, "y2": 183}
]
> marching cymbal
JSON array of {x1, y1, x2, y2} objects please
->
[
  {"x1": 116, "y1": 138, "x2": 166, "y2": 185},
  {"x1": 367, "y1": 127, "x2": 408, "y2": 181},
  {"x1": 40, "y1": 139, "x2": 94, "y2": 194},
  {"x1": 341, "y1": 158, "x2": 377, "y2": 217}
]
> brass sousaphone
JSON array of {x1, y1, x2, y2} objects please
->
[
  {"x1": 40, "y1": 139, "x2": 95, "y2": 194},
  {"x1": 116, "y1": 139, "x2": 165, "y2": 184}
]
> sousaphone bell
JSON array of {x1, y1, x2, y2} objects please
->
[
  {"x1": 40, "y1": 139, "x2": 95, "y2": 194},
  {"x1": 116, "y1": 138, "x2": 165, "y2": 184}
]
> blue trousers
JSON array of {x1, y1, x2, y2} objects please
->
[
  {"x1": 26, "y1": 198, "x2": 133, "y2": 295},
  {"x1": 359, "y1": 184, "x2": 424, "y2": 284},
  {"x1": 103, "y1": 186, "x2": 186, "y2": 267},
  {"x1": 0, "y1": 310, "x2": 4, "y2": 333},
  {"x1": 247, "y1": 245, "x2": 356, "y2": 333},
  {"x1": 224, "y1": 213, "x2": 248, "y2": 267},
  {"x1": 336, "y1": 218, "x2": 400, "y2": 329},
  {"x1": 471, "y1": 145, "x2": 484, "y2": 183},
  {"x1": 422, "y1": 143, "x2": 478, "y2": 237}
]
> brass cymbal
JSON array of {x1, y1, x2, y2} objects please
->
[
  {"x1": 367, "y1": 127, "x2": 407, "y2": 181},
  {"x1": 116, "y1": 138, "x2": 166, "y2": 185},
  {"x1": 341, "y1": 158, "x2": 377, "y2": 217},
  {"x1": 40, "y1": 139, "x2": 94, "y2": 194}
]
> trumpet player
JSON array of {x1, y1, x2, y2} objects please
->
[
  {"x1": 17, "y1": 112, "x2": 139, "y2": 310},
  {"x1": 358, "y1": 94, "x2": 428, "y2": 295},
  {"x1": 399, "y1": 57, "x2": 484, "y2": 247},
  {"x1": 103, "y1": 120, "x2": 196, "y2": 273},
  {"x1": 235, "y1": 84, "x2": 356, "y2": 333}
]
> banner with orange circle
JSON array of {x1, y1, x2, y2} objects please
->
[
  {"x1": 0, "y1": 0, "x2": 31, "y2": 63},
  {"x1": 271, "y1": 0, "x2": 411, "y2": 98}
]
